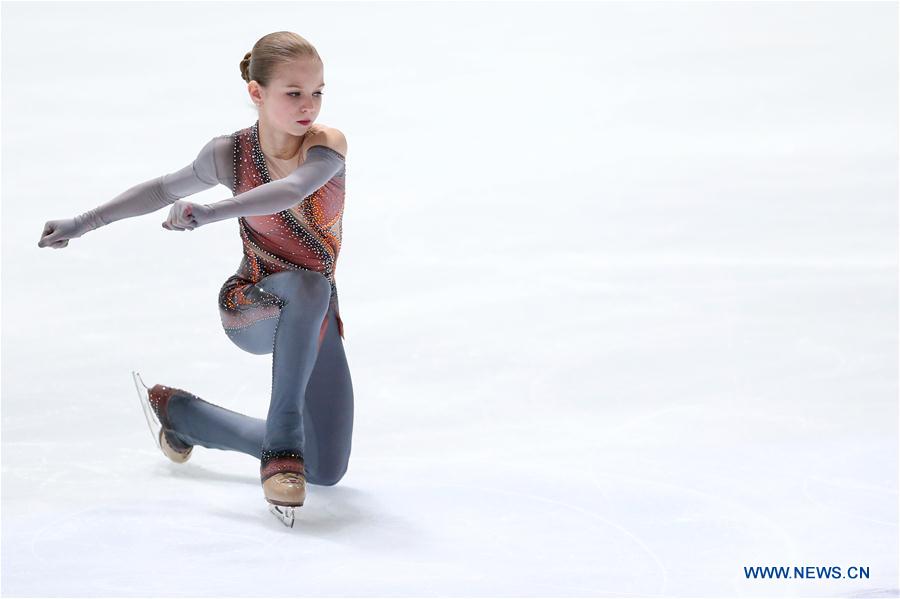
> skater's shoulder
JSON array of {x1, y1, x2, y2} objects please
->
[
  {"x1": 193, "y1": 135, "x2": 235, "y2": 187},
  {"x1": 301, "y1": 124, "x2": 347, "y2": 160}
]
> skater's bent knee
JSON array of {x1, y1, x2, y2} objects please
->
[
  {"x1": 310, "y1": 462, "x2": 348, "y2": 486},
  {"x1": 224, "y1": 323, "x2": 277, "y2": 355},
  {"x1": 315, "y1": 472, "x2": 345, "y2": 486}
]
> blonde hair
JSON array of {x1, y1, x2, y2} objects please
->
[{"x1": 239, "y1": 31, "x2": 322, "y2": 86}]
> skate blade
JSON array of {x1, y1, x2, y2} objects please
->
[
  {"x1": 269, "y1": 504, "x2": 296, "y2": 528},
  {"x1": 132, "y1": 370, "x2": 162, "y2": 450}
]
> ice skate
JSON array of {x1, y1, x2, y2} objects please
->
[
  {"x1": 131, "y1": 371, "x2": 194, "y2": 463},
  {"x1": 261, "y1": 449, "x2": 306, "y2": 528}
]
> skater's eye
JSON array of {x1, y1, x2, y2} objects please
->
[{"x1": 288, "y1": 92, "x2": 323, "y2": 98}]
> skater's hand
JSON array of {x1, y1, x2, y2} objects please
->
[
  {"x1": 38, "y1": 217, "x2": 89, "y2": 249},
  {"x1": 162, "y1": 199, "x2": 214, "y2": 231}
]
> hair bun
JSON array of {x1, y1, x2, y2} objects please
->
[{"x1": 240, "y1": 51, "x2": 253, "y2": 82}]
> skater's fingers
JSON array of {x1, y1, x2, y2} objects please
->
[
  {"x1": 51, "y1": 239, "x2": 68, "y2": 248},
  {"x1": 40, "y1": 233, "x2": 60, "y2": 247},
  {"x1": 39, "y1": 227, "x2": 58, "y2": 247},
  {"x1": 38, "y1": 218, "x2": 81, "y2": 248},
  {"x1": 166, "y1": 200, "x2": 192, "y2": 230}
]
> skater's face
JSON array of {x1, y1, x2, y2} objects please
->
[{"x1": 248, "y1": 58, "x2": 324, "y2": 135}]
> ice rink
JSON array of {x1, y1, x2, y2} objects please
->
[{"x1": 2, "y1": 1, "x2": 898, "y2": 597}]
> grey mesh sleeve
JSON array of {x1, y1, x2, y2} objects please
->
[
  {"x1": 72, "y1": 135, "x2": 232, "y2": 233},
  {"x1": 197, "y1": 145, "x2": 345, "y2": 226}
]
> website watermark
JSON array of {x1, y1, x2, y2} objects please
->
[{"x1": 743, "y1": 565, "x2": 871, "y2": 580}]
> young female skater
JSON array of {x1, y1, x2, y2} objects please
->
[{"x1": 36, "y1": 32, "x2": 353, "y2": 527}]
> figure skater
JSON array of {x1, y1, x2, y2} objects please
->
[{"x1": 37, "y1": 31, "x2": 353, "y2": 527}]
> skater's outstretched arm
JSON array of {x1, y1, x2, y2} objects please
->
[
  {"x1": 161, "y1": 145, "x2": 345, "y2": 231},
  {"x1": 37, "y1": 135, "x2": 232, "y2": 248}
]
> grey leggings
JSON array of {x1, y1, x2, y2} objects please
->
[{"x1": 165, "y1": 269, "x2": 354, "y2": 486}]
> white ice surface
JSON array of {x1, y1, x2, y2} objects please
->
[{"x1": 2, "y1": 2, "x2": 898, "y2": 597}]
